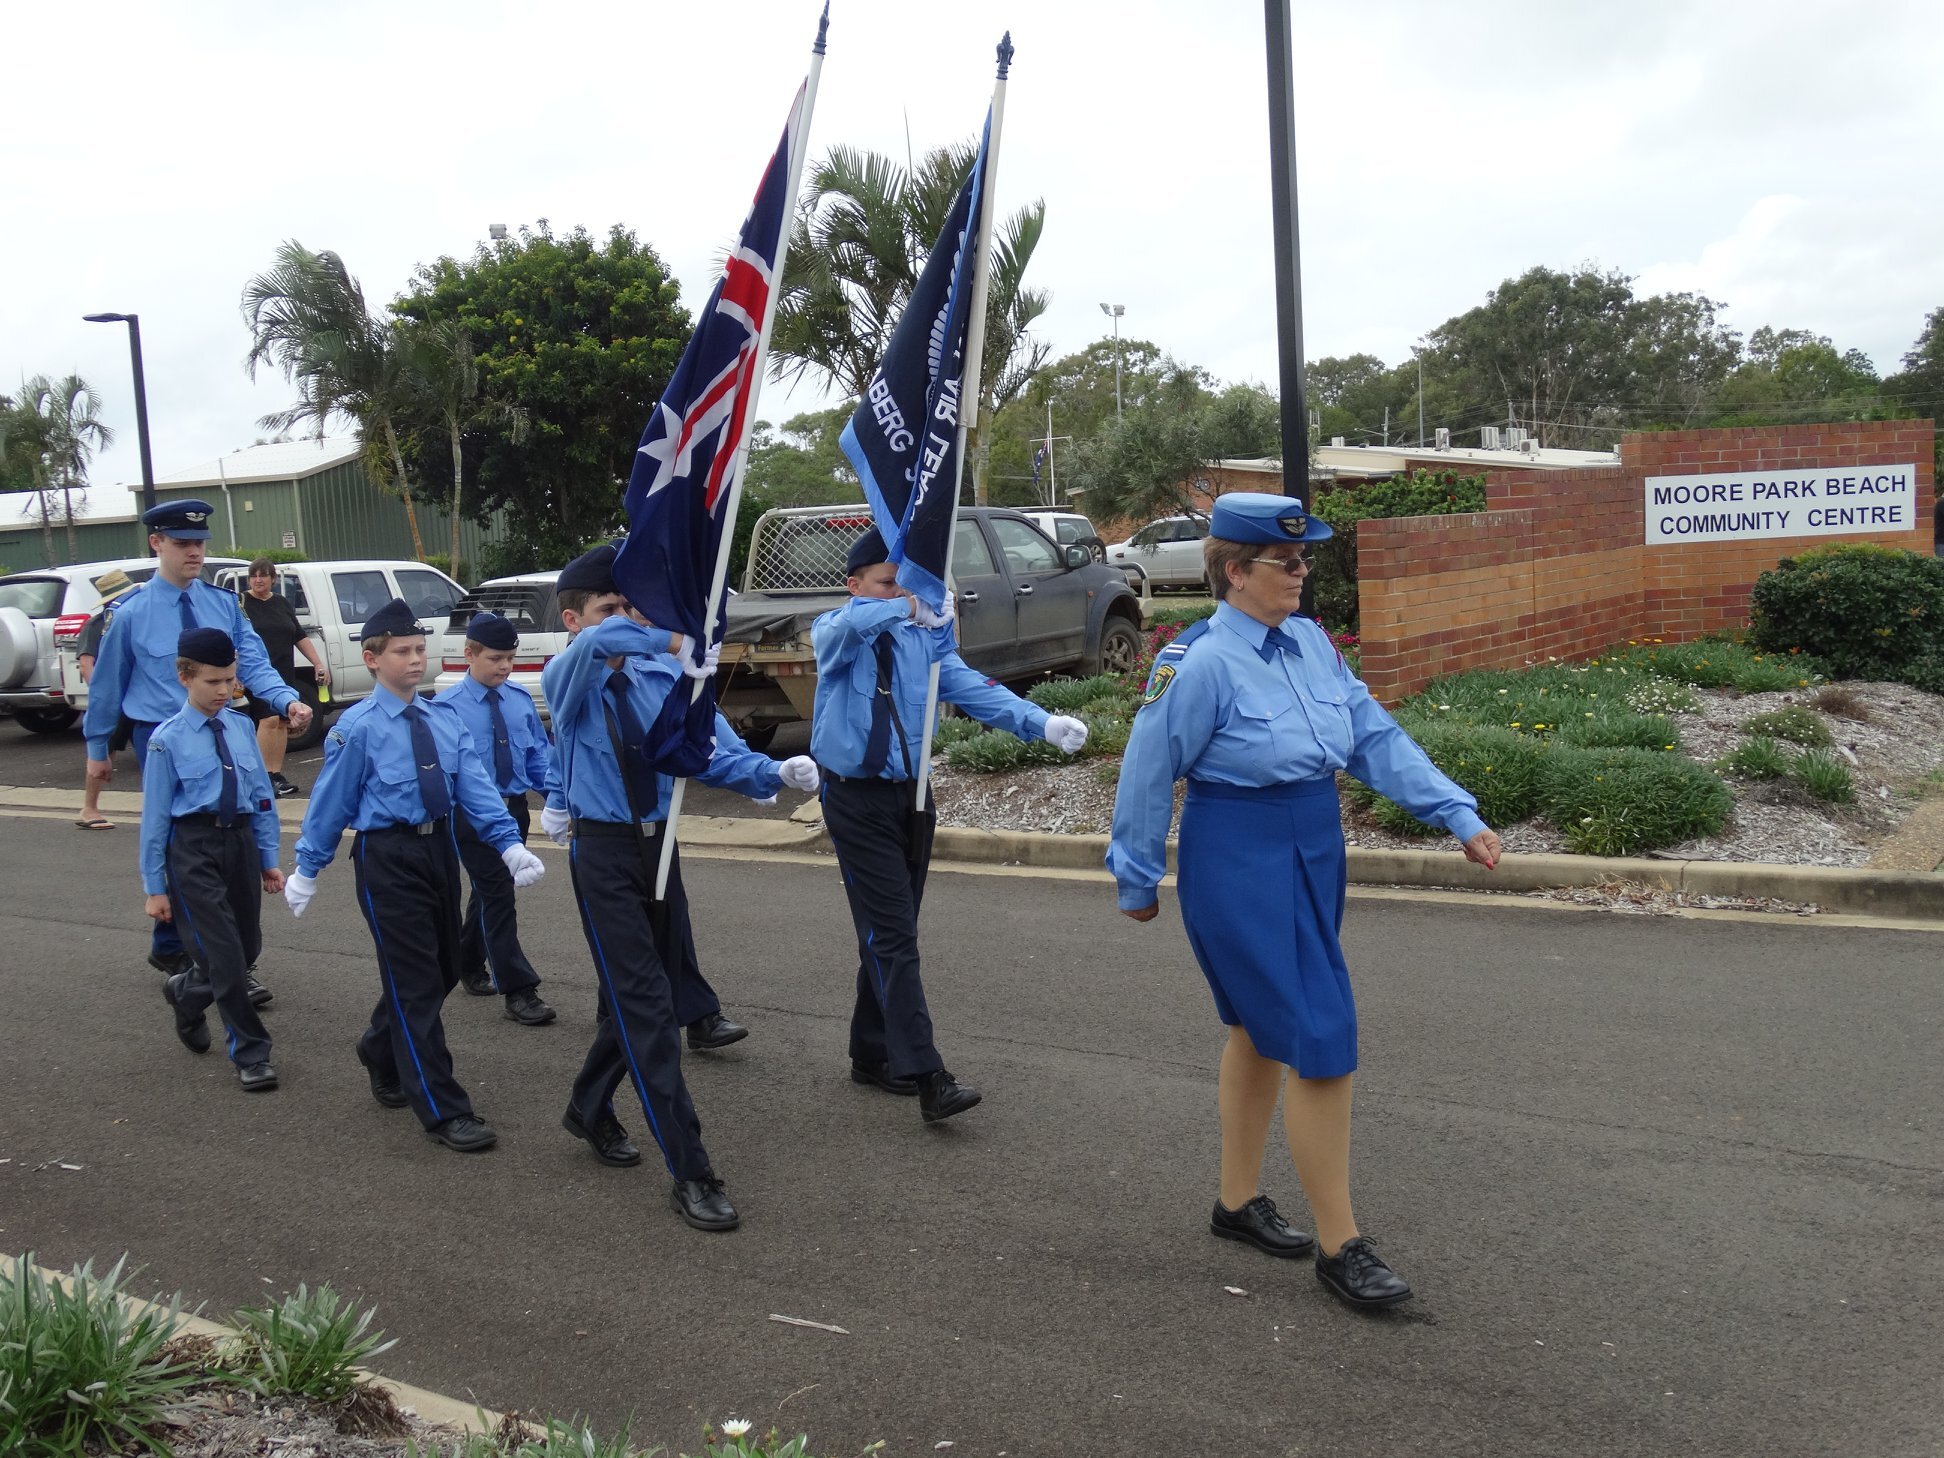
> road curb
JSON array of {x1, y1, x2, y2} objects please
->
[{"x1": 0, "y1": 1253, "x2": 499, "y2": 1437}]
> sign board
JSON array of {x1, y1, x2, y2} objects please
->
[
  {"x1": 1645, "y1": 465, "x2": 1918, "y2": 546},
  {"x1": 281, "y1": 531, "x2": 297, "y2": 549}
]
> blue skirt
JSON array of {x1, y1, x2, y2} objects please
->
[{"x1": 1177, "y1": 778, "x2": 1356, "y2": 1078}]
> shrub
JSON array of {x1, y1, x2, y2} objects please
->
[
  {"x1": 1717, "y1": 736, "x2": 1791, "y2": 780},
  {"x1": 1741, "y1": 706, "x2": 1832, "y2": 747},
  {"x1": 1749, "y1": 544, "x2": 1944, "y2": 687},
  {"x1": 0, "y1": 1253, "x2": 196, "y2": 1457},
  {"x1": 1145, "y1": 603, "x2": 1216, "y2": 632},
  {"x1": 228, "y1": 1284, "x2": 395, "y2": 1403},
  {"x1": 1793, "y1": 750, "x2": 1855, "y2": 804},
  {"x1": 1542, "y1": 748, "x2": 1733, "y2": 856},
  {"x1": 1624, "y1": 677, "x2": 1700, "y2": 715},
  {"x1": 1553, "y1": 710, "x2": 1680, "y2": 752},
  {"x1": 944, "y1": 729, "x2": 1066, "y2": 773},
  {"x1": 1078, "y1": 710, "x2": 1133, "y2": 759},
  {"x1": 1309, "y1": 469, "x2": 1487, "y2": 629},
  {"x1": 1810, "y1": 684, "x2": 1872, "y2": 721},
  {"x1": 1029, "y1": 675, "x2": 1134, "y2": 714},
  {"x1": 930, "y1": 714, "x2": 985, "y2": 752},
  {"x1": 1601, "y1": 638, "x2": 1824, "y2": 693}
]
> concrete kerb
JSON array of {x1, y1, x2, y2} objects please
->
[{"x1": 0, "y1": 1253, "x2": 499, "y2": 1438}]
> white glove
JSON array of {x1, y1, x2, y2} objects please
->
[
  {"x1": 681, "y1": 639, "x2": 723, "y2": 681},
  {"x1": 910, "y1": 595, "x2": 956, "y2": 629},
  {"x1": 540, "y1": 805, "x2": 572, "y2": 845},
  {"x1": 778, "y1": 755, "x2": 821, "y2": 793},
  {"x1": 502, "y1": 843, "x2": 546, "y2": 888},
  {"x1": 284, "y1": 871, "x2": 317, "y2": 919},
  {"x1": 1043, "y1": 714, "x2": 1089, "y2": 755}
]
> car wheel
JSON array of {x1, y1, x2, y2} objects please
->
[
  {"x1": 1087, "y1": 617, "x2": 1143, "y2": 678},
  {"x1": 736, "y1": 721, "x2": 779, "y2": 753},
  {"x1": 14, "y1": 707, "x2": 79, "y2": 735}
]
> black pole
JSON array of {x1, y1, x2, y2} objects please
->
[
  {"x1": 1263, "y1": 0, "x2": 1315, "y2": 616},
  {"x1": 125, "y1": 316, "x2": 158, "y2": 523}
]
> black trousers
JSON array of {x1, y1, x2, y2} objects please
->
[
  {"x1": 567, "y1": 831, "x2": 712, "y2": 1181},
  {"x1": 456, "y1": 794, "x2": 541, "y2": 995},
  {"x1": 352, "y1": 824, "x2": 472, "y2": 1130},
  {"x1": 822, "y1": 776, "x2": 942, "y2": 1079},
  {"x1": 133, "y1": 720, "x2": 183, "y2": 961},
  {"x1": 165, "y1": 819, "x2": 271, "y2": 1066}
]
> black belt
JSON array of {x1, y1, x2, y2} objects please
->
[
  {"x1": 176, "y1": 813, "x2": 248, "y2": 830},
  {"x1": 572, "y1": 817, "x2": 666, "y2": 840},
  {"x1": 825, "y1": 771, "x2": 912, "y2": 786},
  {"x1": 364, "y1": 817, "x2": 449, "y2": 838}
]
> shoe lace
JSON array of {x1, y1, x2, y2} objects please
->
[
  {"x1": 1243, "y1": 1194, "x2": 1283, "y2": 1225},
  {"x1": 1337, "y1": 1238, "x2": 1384, "y2": 1279}
]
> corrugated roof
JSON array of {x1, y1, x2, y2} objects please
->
[{"x1": 156, "y1": 436, "x2": 363, "y2": 487}]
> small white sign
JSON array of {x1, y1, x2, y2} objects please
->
[
  {"x1": 1644, "y1": 464, "x2": 1918, "y2": 546},
  {"x1": 281, "y1": 531, "x2": 297, "y2": 549}
]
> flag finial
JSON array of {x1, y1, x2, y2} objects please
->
[
  {"x1": 996, "y1": 32, "x2": 1014, "y2": 78},
  {"x1": 815, "y1": 1, "x2": 829, "y2": 54}
]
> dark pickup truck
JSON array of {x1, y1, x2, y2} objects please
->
[{"x1": 719, "y1": 504, "x2": 1147, "y2": 747}]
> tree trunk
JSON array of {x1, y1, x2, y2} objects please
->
[
  {"x1": 383, "y1": 418, "x2": 427, "y2": 560},
  {"x1": 34, "y1": 466, "x2": 53, "y2": 567},
  {"x1": 60, "y1": 480, "x2": 77, "y2": 560},
  {"x1": 449, "y1": 419, "x2": 464, "y2": 581}
]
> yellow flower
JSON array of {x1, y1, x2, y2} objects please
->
[{"x1": 1664, "y1": 743, "x2": 1675, "y2": 750}]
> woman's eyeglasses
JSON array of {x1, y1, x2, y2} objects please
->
[{"x1": 1247, "y1": 551, "x2": 1312, "y2": 575}]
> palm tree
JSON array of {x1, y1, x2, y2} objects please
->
[
  {"x1": 771, "y1": 139, "x2": 1049, "y2": 501},
  {"x1": 3, "y1": 375, "x2": 113, "y2": 562},
  {"x1": 241, "y1": 241, "x2": 428, "y2": 557},
  {"x1": 398, "y1": 317, "x2": 528, "y2": 576}
]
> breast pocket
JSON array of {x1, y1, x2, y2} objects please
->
[
  {"x1": 176, "y1": 761, "x2": 227, "y2": 807},
  {"x1": 1232, "y1": 690, "x2": 1306, "y2": 764},
  {"x1": 1298, "y1": 679, "x2": 1354, "y2": 755}
]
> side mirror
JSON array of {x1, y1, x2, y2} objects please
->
[{"x1": 1062, "y1": 544, "x2": 1092, "y2": 569}]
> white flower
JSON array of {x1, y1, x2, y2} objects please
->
[{"x1": 722, "y1": 1419, "x2": 752, "y2": 1438}]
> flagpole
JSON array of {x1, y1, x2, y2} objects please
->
[
  {"x1": 912, "y1": 32, "x2": 1013, "y2": 815},
  {"x1": 655, "y1": 2, "x2": 829, "y2": 899}
]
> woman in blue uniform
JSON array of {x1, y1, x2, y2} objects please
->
[{"x1": 1107, "y1": 492, "x2": 1502, "y2": 1310}]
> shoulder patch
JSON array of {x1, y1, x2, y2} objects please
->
[
  {"x1": 327, "y1": 728, "x2": 348, "y2": 748},
  {"x1": 1141, "y1": 662, "x2": 1177, "y2": 706}
]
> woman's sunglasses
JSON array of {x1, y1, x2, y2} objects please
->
[{"x1": 1246, "y1": 550, "x2": 1313, "y2": 575}]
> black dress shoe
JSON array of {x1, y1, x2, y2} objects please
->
[
  {"x1": 237, "y1": 1061, "x2": 279, "y2": 1092},
  {"x1": 163, "y1": 973, "x2": 210, "y2": 1054},
  {"x1": 354, "y1": 1042, "x2": 409, "y2": 1109},
  {"x1": 1211, "y1": 1194, "x2": 1316, "y2": 1258},
  {"x1": 430, "y1": 1115, "x2": 498, "y2": 1153},
  {"x1": 148, "y1": 950, "x2": 193, "y2": 979},
  {"x1": 850, "y1": 1060, "x2": 920, "y2": 1096},
  {"x1": 503, "y1": 989, "x2": 557, "y2": 1025},
  {"x1": 671, "y1": 1175, "x2": 740, "y2": 1231},
  {"x1": 562, "y1": 1107, "x2": 642, "y2": 1166},
  {"x1": 917, "y1": 1069, "x2": 981, "y2": 1123},
  {"x1": 271, "y1": 772, "x2": 299, "y2": 799},
  {"x1": 1315, "y1": 1237, "x2": 1414, "y2": 1309},
  {"x1": 685, "y1": 1012, "x2": 748, "y2": 1051},
  {"x1": 246, "y1": 972, "x2": 273, "y2": 1008},
  {"x1": 458, "y1": 966, "x2": 497, "y2": 996}
]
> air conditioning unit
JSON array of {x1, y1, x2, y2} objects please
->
[
  {"x1": 1434, "y1": 427, "x2": 1451, "y2": 450},
  {"x1": 1520, "y1": 437, "x2": 1540, "y2": 456},
  {"x1": 1330, "y1": 436, "x2": 1345, "y2": 447},
  {"x1": 1506, "y1": 427, "x2": 1528, "y2": 449},
  {"x1": 1480, "y1": 426, "x2": 1502, "y2": 450}
]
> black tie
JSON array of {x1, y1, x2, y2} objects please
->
[
  {"x1": 178, "y1": 588, "x2": 197, "y2": 635},
  {"x1": 207, "y1": 716, "x2": 239, "y2": 825},
  {"x1": 861, "y1": 634, "x2": 897, "y2": 777},
  {"x1": 403, "y1": 703, "x2": 451, "y2": 819},
  {"x1": 605, "y1": 670, "x2": 660, "y2": 815},
  {"x1": 484, "y1": 687, "x2": 514, "y2": 791}
]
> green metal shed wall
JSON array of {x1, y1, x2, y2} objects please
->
[{"x1": 0, "y1": 518, "x2": 147, "y2": 574}]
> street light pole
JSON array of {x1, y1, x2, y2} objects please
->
[
  {"x1": 1099, "y1": 301, "x2": 1125, "y2": 417},
  {"x1": 82, "y1": 312, "x2": 158, "y2": 527},
  {"x1": 1262, "y1": 0, "x2": 1307, "y2": 500}
]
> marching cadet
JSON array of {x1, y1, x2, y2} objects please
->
[
  {"x1": 541, "y1": 544, "x2": 819, "y2": 1232},
  {"x1": 810, "y1": 528, "x2": 1090, "y2": 1123},
  {"x1": 139, "y1": 628, "x2": 284, "y2": 1091},
  {"x1": 84, "y1": 500, "x2": 310, "y2": 993},
  {"x1": 284, "y1": 598, "x2": 547, "y2": 1154},
  {"x1": 442, "y1": 611, "x2": 557, "y2": 1026}
]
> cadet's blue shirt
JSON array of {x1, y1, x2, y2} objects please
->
[
  {"x1": 809, "y1": 597, "x2": 1048, "y2": 779},
  {"x1": 138, "y1": 703, "x2": 282, "y2": 894},
  {"x1": 441, "y1": 672, "x2": 555, "y2": 796},
  {"x1": 1107, "y1": 601, "x2": 1486, "y2": 911},
  {"x1": 540, "y1": 617, "x2": 782, "y2": 824},
  {"x1": 84, "y1": 577, "x2": 296, "y2": 759},
  {"x1": 293, "y1": 684, "x2": 522, "y2": 876}
]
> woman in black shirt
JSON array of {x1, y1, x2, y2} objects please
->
[{"x1": 240, "y1": 557, "x2": 329, "y2": 796}]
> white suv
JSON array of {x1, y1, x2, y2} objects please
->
[
  {"x1": 1106, "y1": 514, "x2": 1211, "y2": 589},
  {"x1": 431, "y1": 572, "x2": 566, "y2": 717},
  {"x1": 0, "y1": 556, "x2": 247, "y2": 734}
]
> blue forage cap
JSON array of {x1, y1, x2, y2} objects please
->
[
  {"x1": 142, "y1": 498, "x2": 215, "y2": 540},
  {"x1": 361, "y1": 596, "x2": 425, "y2": 640},
  {"x1": 1207, "y1": 491, "x2": 1333, "y2": 545},
  {"x1": 176, "y1": 627, "x2": 235, "y2": 665},
  {"x1": 556, "y1": 543, "x2": 619, "y2": 595},
  {"x1": 465, "y1": 610, "x2": 518, "y2": 650},
  {"x1": 845, "y1": 526, "x2": 889, "y2": 576}
]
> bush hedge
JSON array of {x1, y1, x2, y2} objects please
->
[
  {"x1": 1749, "y1": 543, "x2": 1944, "y2": 688},
  {"x1": 1543, "y1": 747, "x2": 1733, "y2": 856}
]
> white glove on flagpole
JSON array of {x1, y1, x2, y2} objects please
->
[
  {"x1": 1043, "y1": 714, "x2": 1089, "y2": 755},
  {"x1": 910, "y1": 595, "x2": 956, "y2": 629},
  {"x1": 284, "y1": 871, "x2": 317, "y2": 919},
  {"x1": 540, "y1": 805, "x2": 572, "y2": 845},
  {"x1": 778, "y1": 755, "x2": 821, "y2": 793},
  {"x1": 681, "y1": 639, "x2": 723, "y2": 681},
  {"x1": 502, "y1": 844, "x2": 546, "y2": 888}
]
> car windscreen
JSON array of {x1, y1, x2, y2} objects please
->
[
  {"x1": 456, "y1": 583, "x2": 556, "y2": 632},
  {"x1": 0, "y1": 578, "x2": 66, "y2": 617}
]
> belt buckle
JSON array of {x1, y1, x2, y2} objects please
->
[{"x1": 414, "y1": 820, "x2": 436, "y2": 837}]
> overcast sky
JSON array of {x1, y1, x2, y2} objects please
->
[{"x1": 5, "y1": 0, "x2": 1940, "y2": 518}]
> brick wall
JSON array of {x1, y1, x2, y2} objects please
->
[{"x1": 1358, "y1": 421, "x2": 1935, "y2": 703}]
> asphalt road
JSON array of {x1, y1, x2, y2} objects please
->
[{"x1": 2, "y1": 737, "x2": 1941, "y2": 1456}]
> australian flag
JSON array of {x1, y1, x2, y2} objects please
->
[
  {"x1": 614, "y1": 84, "x2": 804, "y2": 771},
  {"x1": 839, "y1": 109, "x2": 992, "y2": 613}
]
